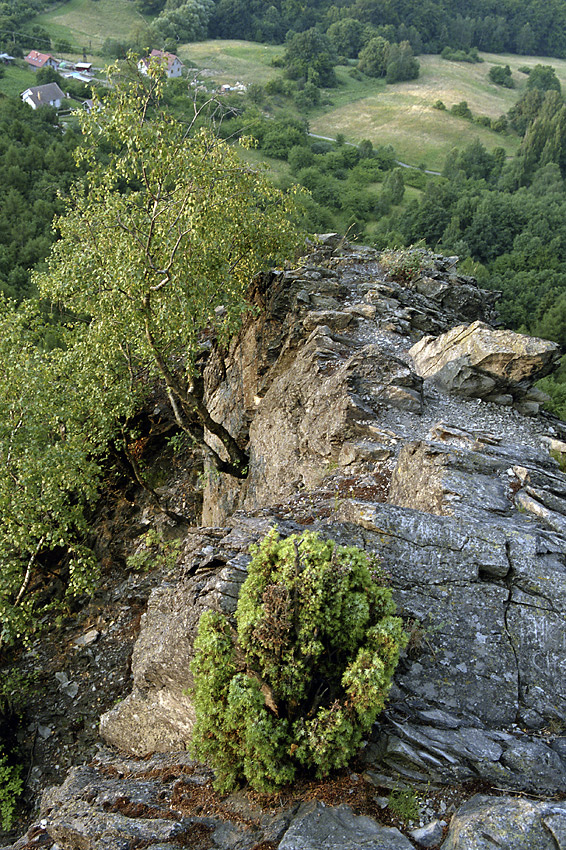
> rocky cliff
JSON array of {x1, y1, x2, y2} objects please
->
[{"x1": 5, "y1": 236, "x2": 566, "y2": 850}]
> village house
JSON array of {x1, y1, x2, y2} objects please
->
[
  {"x1": 21, "y1": 82, "x2": 66, "y2": 110},
  {"x1": 138, "y1": 49, "x2": 184, "y2": 79},
  {"x1": 25, "y1": 50, "x2": 59, "y2": 71}
]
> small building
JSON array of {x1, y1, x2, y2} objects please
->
[
  {"x1": 0, "y1": 53, "x2": 15, "y2": 65},
  {"x1": 138, "y1": 49, "x2": 184, "y2": 79},
  {"x1": 25, "y1": 50, "x2": 59, "y2": 71},
  {"x1": 218, "y1": 81, "x2": 247, "y2": 94},
  {"x1": 75, "y1": 62, "x2": 92, "y2": 74},
  {"x1": 21, "y1": 83, "x2": 66, "y2": 110}
]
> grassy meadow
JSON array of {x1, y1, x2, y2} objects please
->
[
  {"x1": 0, "y1": 64, "x2": 37, "y2": 99},
  {"x1": 34, "y1": 0, "x2": 150, "y2": 59},
  {"x1": 307, "y1": 53, "x2": 566, "y2": 171},
  {"x1": 9, "y1": 0, "x2": 566, "y2": 173},
  {"x1": 180, "y1": 44, "x2": 566, "y2": 171},
  {"x1": 180, "y1": 40, "x2": 284, "y2": 86}
]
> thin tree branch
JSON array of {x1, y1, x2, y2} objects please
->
[{"x1": 14, "y1": 535, "x2": 45, "y2": 607}]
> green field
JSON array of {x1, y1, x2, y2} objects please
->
[
  {"x1": 307, "y1": 54, "x2": 566, "y2": 171},
  {"x1": 0, "y1": 64, "x2": 37, "y2": 99},
  {"x1": 181, "y1": 44, "x2": 566, "y2": 171},
  {"x1": 180, "y1": 40, "x2": 284, "y2": 86},
  {"x1": 12, "y1": 0, "x2": 566, "y2": 172},
  {"x1": 34, "y1": 0, "x2": 149, "y2": 59}
]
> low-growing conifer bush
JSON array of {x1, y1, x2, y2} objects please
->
[{"x1": 190, "y1": 529, "x2": 407, "y2": 793}]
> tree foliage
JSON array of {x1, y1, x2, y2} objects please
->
[
  {"x1": 0, "y1": 64, "x2": 303, "y2": 647},
  {"x1": 37, "y1": 63, "x2": 303, "y2": 480},
  {"x1": 191, "y1": 529, "x2": 406, "y2": 793},
  {"x1": 327, "y1": 17, "x2": 365, "y2": 58},
  {"x1": 385, "y1": 41, "x2": 420, "y2": 83},
  {"x1": 526, "y1": 64, "x2": 562, "y2": 94},
  {"x1": 202, "y1": 0, "x2": 566, "y2": 58},
  {"x1": 357, "y1": 35, "x2": 390, "y2": 77},
  {"x1": 283, "y1": 28, "x2": 338, "y2": 87},
  {"x1": 0, "y1": 300, "x2": 114, "y2": 646},
  {"x1": 148, "y1": 0, "x2": 214, "y2": 43},
  {"x1": 488, "y1": 64, "x2": 514, "y2": 87},
  {"x1": 0, "y1": 99, "x2": 80, "y2": 302}
]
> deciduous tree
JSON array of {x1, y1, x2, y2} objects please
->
[{"x1": 37, "y1": 64, "x2": 303, "y2": 480}]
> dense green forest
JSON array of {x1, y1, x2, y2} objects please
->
[
  {"x1": 5, "y1": 0, "x2": 566, "y2": 61},
  {"x1": 145, "y1": 0, "x2": 566, "y2": 58},
  {"x1": 0, "y1": 99, "x2": 80, "y2": 301}
]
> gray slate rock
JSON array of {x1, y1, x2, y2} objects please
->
[
  {"x1": 279, "y1": 801, "x2": 414, "y2": 850},
  {"x1": 102, "y1": 243, "x2": 566, "y2": 788},
  {"x1": 441, "y1": 794, "x2": 566, "y2": 850},
  {"x1": 410, "y1": 820, "x2": 446, "y2": 848}
]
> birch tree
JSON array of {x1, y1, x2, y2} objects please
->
[{"x1": 37, "y1": 64, "x2": 303, "y2": 478}]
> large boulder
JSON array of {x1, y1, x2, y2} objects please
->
[
  {"x1": 279, "y1": 801, "x2": 414, "y2": 850},
  {"x1": 409, "y1": 320, "x2": 560, "y2": 407}
]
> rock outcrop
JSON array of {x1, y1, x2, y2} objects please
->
[
  {"x1": 409, "y1": 320, "x2": 560, "y2": 412},
  {"x1": 6, "y1": 238, "x2": 566, "y2": 850}
]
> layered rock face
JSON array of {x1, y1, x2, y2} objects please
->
[{"x1": 9, "y1": 238, "x2": 566, "y2": 850}]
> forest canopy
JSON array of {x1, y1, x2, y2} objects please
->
[{"x1": 204, "y1": 0, "x2": 566, "y2": 58}]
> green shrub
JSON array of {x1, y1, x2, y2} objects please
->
[
  {"x1": 126, "y1": 528, "x2": 181, "y2": 574},
  {"x1": 380, "y1": 246, "x2": 434, "y2": 283},
  {"x1": 0, "y1": 747, "x2": 22, "y2": 831},
  {"x1": 190, "y1": 529, "x2": 406, "y2": 793},
  {"x1": 488, "y1": 64, "x2": 514, "y2": 88},
  {"x1": 450, "y1": 101, "x2": 473, "y2": 119},
  {"x1": 491, "y1": 115, "x2": 508, "y2": 133},
  {"x1": 388, "y1": 785, "x2": 420, "y2": 821},
  {"x1": 441, "y1": 46, "x2": 482, "y2": 63},
  {"x1": 0, "y1": 670, "x2": 28, "y2": 831}
]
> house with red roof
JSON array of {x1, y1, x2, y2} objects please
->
[
  {"x1": 25, "y1": 50, "x2": 59, "y2": 71},
  {"x1": 138, "y1": 50, "x2": 184, "y2": 79}
]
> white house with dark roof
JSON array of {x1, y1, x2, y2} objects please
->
[
  {"x1": 138, "y1": 49, "x2": 184, "y2": 79},
  {"x1": 25, "y1": 50, "x2": 59, "y2": 71},
  {"x1": 21, "y1": 83, "x2": 66, "y2": 110}
]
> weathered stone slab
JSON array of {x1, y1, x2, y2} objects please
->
[
  {"x1": 410, "y1": 321, "x2": 560, "y2": 399},
  {"x1": 373, "y1": 720, "x2": 566, "y2": 793},
  {"x1": 279, "y1": 801, "x2": 414, "y2": 850},
  {"x1": 441, "y1": 795, "x2": 566, "y2": 850}
]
